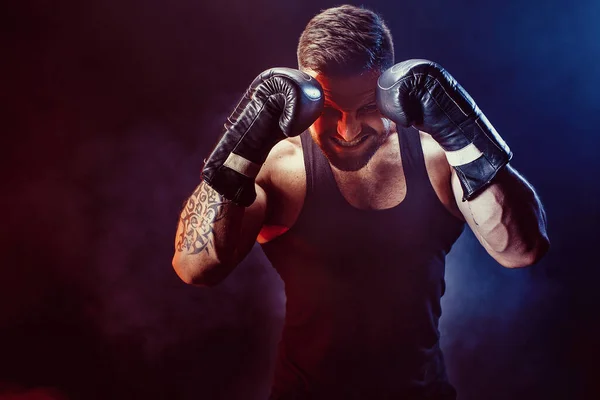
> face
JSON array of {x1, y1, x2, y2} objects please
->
[{"x1": 305, "y1": 69, "x2": 396, "y2": 172}]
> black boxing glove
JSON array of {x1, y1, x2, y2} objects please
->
[
  {"x1": 201, "y1": 68, "x2": 324, "y2": 207},
  {"x1": 376, "y1": 59, "x2": 512, "y2": 201}
]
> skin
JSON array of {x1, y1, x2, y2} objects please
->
[{"x1": 172, "y1": 68, "x2": 549, "y2": 286}]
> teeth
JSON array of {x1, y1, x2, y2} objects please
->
[{"x1": 332, "y1": 136, "x2": 365, "y2": 147}]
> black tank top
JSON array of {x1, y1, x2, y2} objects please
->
[{"x1": 262, "y1": 127, "x2": 465, "y2": 399}]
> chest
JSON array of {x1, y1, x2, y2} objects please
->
[
  {"x1": 259, "y1": 135, "x2": 461, "y2": 242},
  {"x1": 330, "y1": 161, "x2": 407, "y2": 210},
  {"x1": 263, "y1": 151, "x2": 407, "y2": 233}
]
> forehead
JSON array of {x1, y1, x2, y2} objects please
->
[{"x1": 306, "y1": 69, "x2": 380, "y2": 108}]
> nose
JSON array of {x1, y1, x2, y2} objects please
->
[{"x1": 337, "y1": 112, "x2": 361, "y2": 141}]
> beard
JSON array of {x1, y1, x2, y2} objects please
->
[{"x1": 314, "y1": 124, "x2": 390, "y2": 172}]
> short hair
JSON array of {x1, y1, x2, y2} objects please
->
[{"x1": 297, "y1": 5, "x2": 395, "y2": 76}]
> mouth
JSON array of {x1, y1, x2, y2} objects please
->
[{"x1": 330, "y1": 135, "x2": 369, "y2": 148}]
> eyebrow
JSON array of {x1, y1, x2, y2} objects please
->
[{"x1": 324, "y1": 100, "x2": 377, "y2": 110}]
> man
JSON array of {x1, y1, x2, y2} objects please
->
[{"x1": 172, "y1": 5, "x2": 549, "y2": 399}]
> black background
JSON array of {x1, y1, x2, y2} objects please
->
[{"x1": 2, "y1": 0, "x2": 599, "y2": 399}]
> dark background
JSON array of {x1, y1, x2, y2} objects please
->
[{"x1": 2, "y1": 0, "x2": 599, "y2": 399}]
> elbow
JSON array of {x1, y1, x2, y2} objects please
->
[
  {"x1": 499, "y1": 235, "x2": 550, "y2": 269},
  {"x1": 172, "y1": 254, "x2": 229, "y2": 288}
]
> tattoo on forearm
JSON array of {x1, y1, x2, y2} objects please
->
[{"x1": 176, "y1": 183, "x2": 230, "y2": 255}]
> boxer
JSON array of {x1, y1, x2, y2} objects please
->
[{"x1": 173, "y1": 5, "x2": 549, "y2": 399}]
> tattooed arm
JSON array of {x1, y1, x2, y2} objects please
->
[
  {"x1": 451, "y1": 164, "x2": 549, "y2": 268},
  {"x1": 172, "y1": 181, "x2": 267, "y2": 287}
]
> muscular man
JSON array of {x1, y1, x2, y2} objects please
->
[{"x1": 173, "y1": 5, "x2": 549, "y2": 399}]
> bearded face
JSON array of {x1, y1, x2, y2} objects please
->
[{"x1": 305, "y1": 69, "x2": 395, "y2": 172}]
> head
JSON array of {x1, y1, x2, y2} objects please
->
[{"x1": 297, "y1": 5, "x2": 396, "y2": 171}]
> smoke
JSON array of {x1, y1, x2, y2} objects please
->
[
  {"x1": 2, "y1": 1, "x2": 287, "y2": 396},
  {"x1": 3, "y1": 0, "x2": 599, "y2": 399},
  {"x1": 1, "y1": 98, "x2": 286, "y2": 399}
]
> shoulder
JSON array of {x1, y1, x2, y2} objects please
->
[
  {"x1": 257, "y1": 136, "x2": 303, "y2": 187},
  {"x1": 419, "y1": 131, "x2": 446, "y2": 159},
  {"x1": 267, "y1": 135, "x2": 303, "y2": 164},
  {"x1": 256, "y1": 136, "x2": 307, "y2": 231},
  {"x1": 418, "y1": 130, "x2": 464, "y2": 220},
  {"x1": 256, "y1": 135, "x2": 306, "y2": 207},
  {"x1": 418, "y1": 130, "x2": 452, "y2": 180}
]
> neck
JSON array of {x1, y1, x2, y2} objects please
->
[{"x1": 331, "y1": 132, "x2": 400, "y2": 182}]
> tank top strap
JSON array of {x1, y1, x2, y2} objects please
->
[
  {"x1": 397, "y1": 126, "x2": 430, "y2": 185},
  {"x1": 300, "y1": 130, "x2": 343, "y2": 207},
  {"x1": 300, "y1": 128, "x2": 447, "y2": 214},
  {"x1": 299, "y1": 131, "x2": 314, "y2": 195}
]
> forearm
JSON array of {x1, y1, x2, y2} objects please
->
[
  {"x1": 455, "y1": 165, "x2": 549, "y2": 268},
  {"x1": 171, "y1": 69, "x2": 321, "y2": 285},
  {"x1": 173, "y1": 181, "x2": 245, "y2": 285}
]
